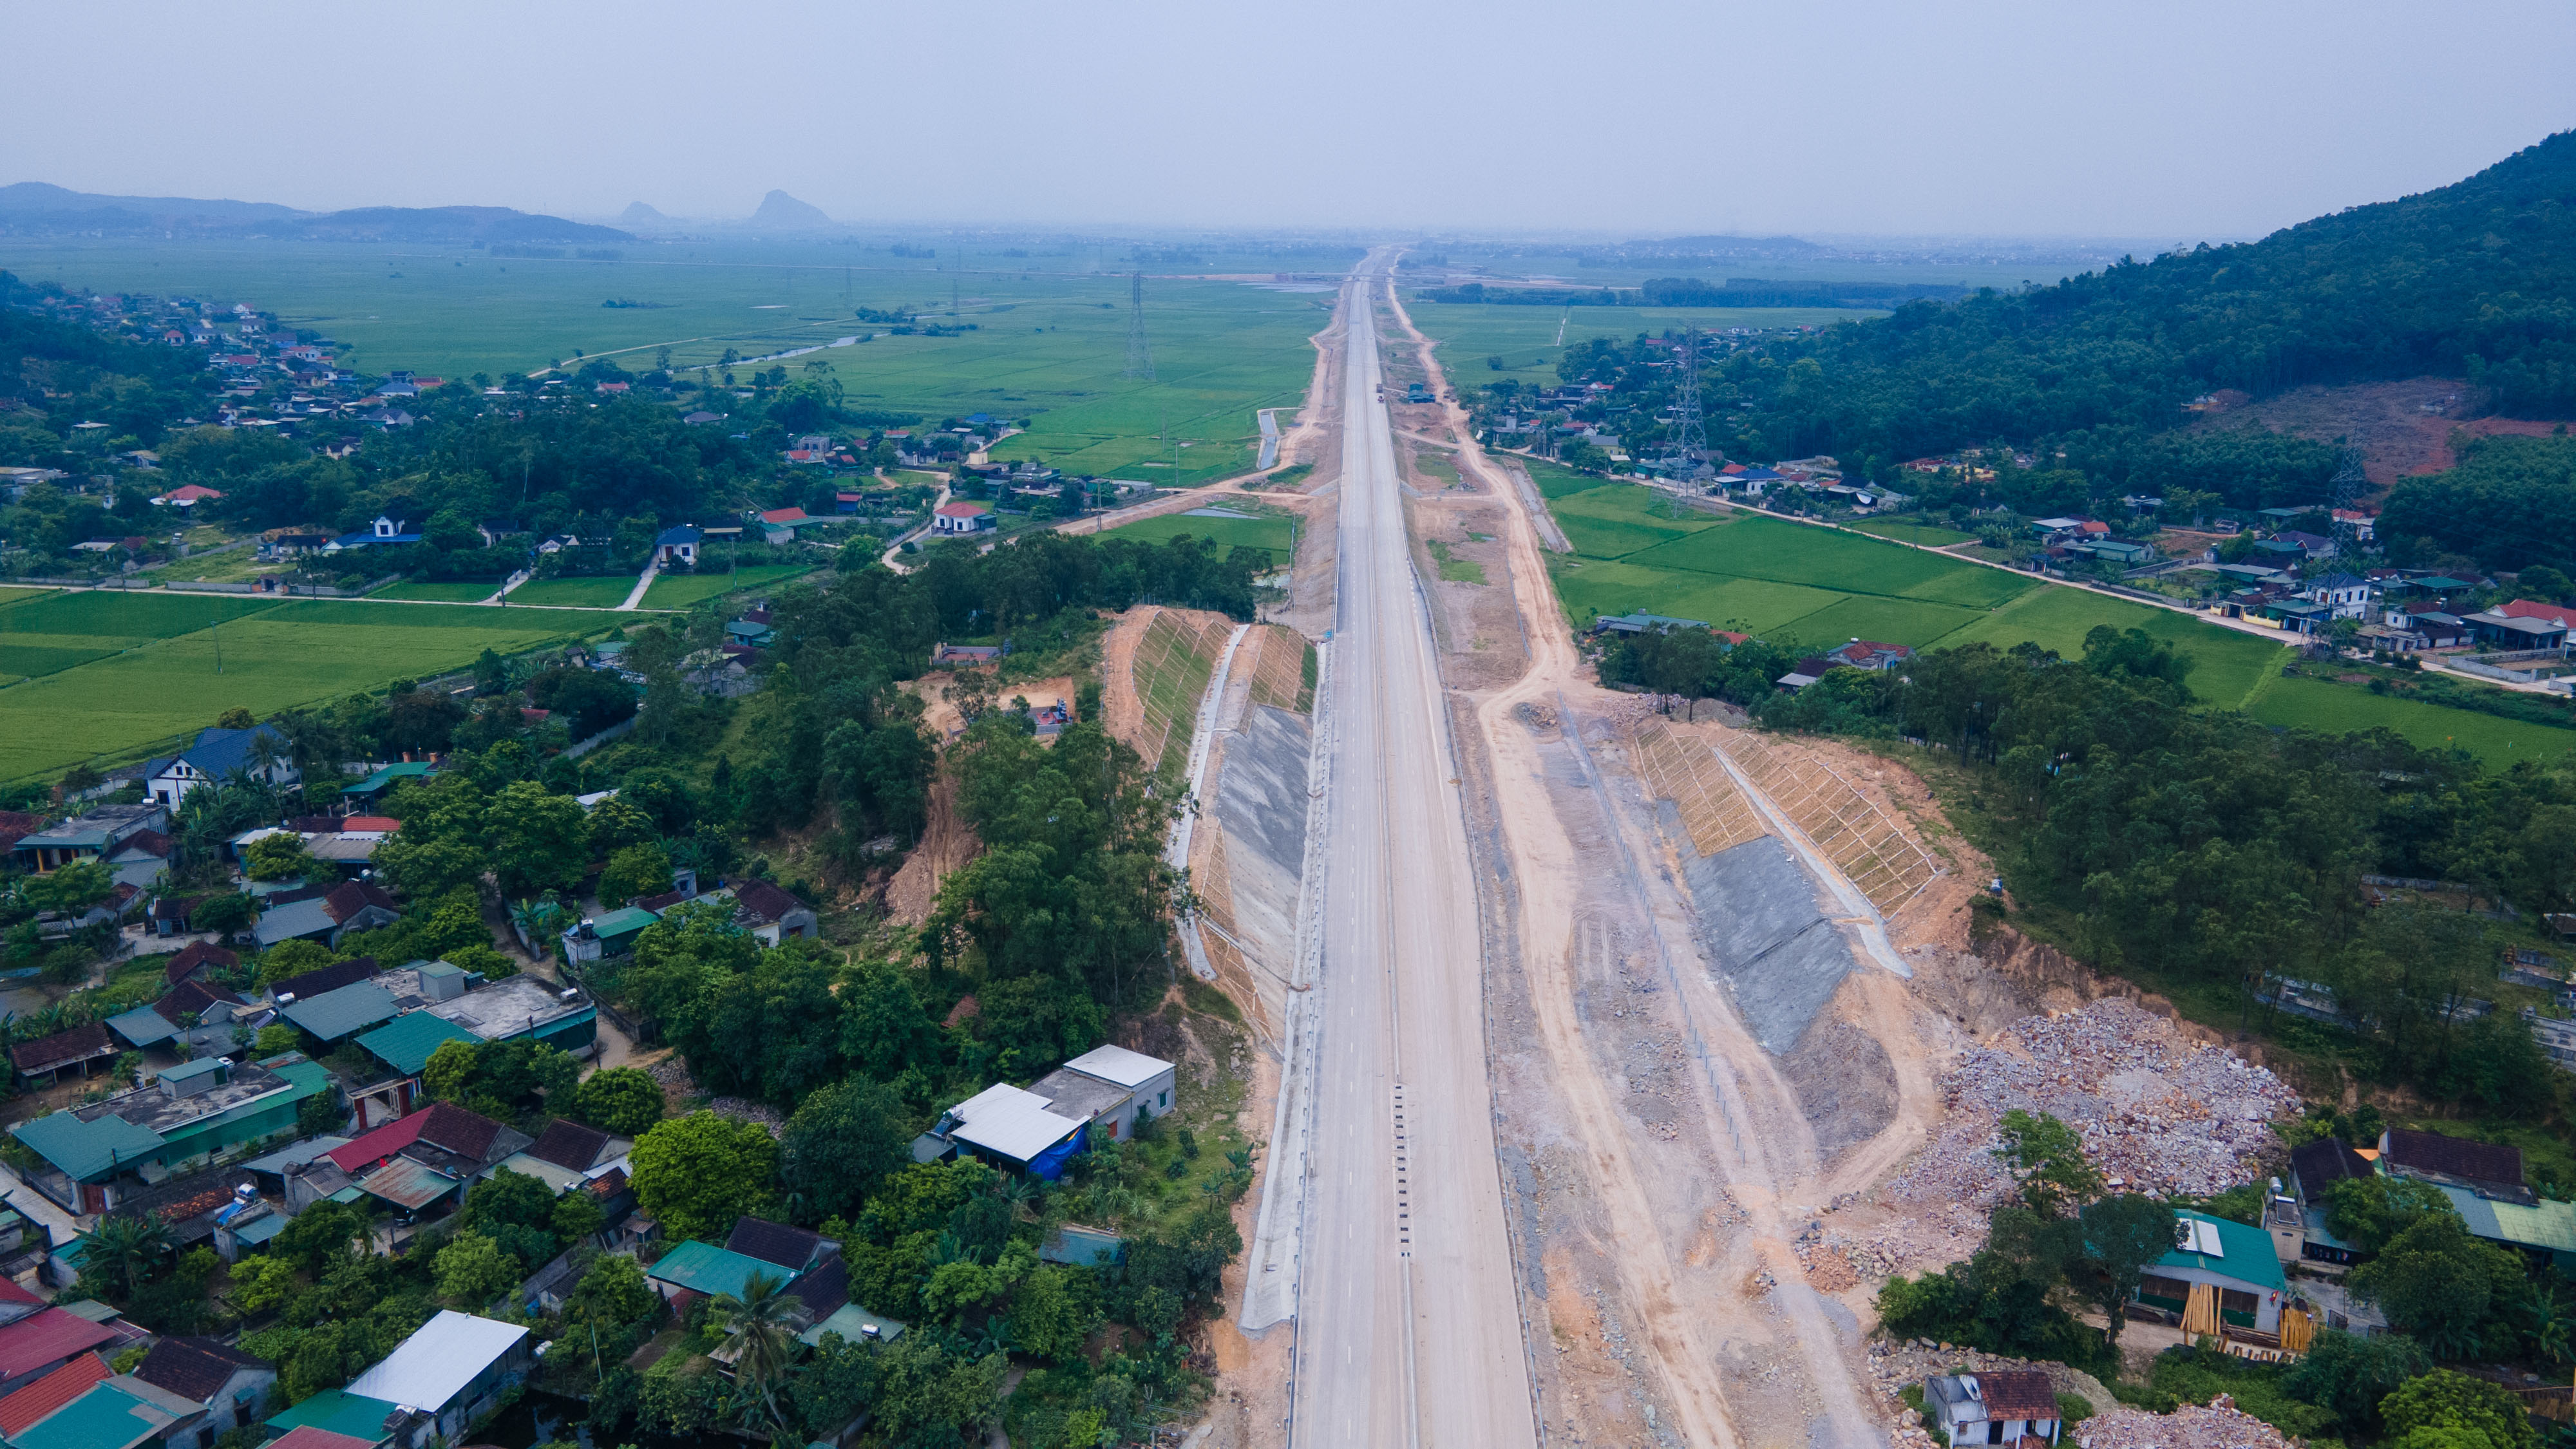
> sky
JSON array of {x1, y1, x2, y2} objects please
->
[{"x1": 8, "y1": 0, "x2": 2575, "y2": 241}]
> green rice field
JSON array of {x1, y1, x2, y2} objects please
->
[
  {"x1": 0, "y1": 238, "x2": 1329, "y2": 490},
  {"x1": 2238, "y1": 672, "x2": 2576, "y2": 764},
  {"x1": 1533, "y1": 479, "x2": 2573, "y2": 766},
  {"x1": 375, "y1": 580, "x2": 508, "y2": 603},
  {"x1": 641, "y1": 563, "x2": 818, "y2": 609},
  {"x1": 1105, "y1": 508, "x2": 1296, "y2": 556},
  {"x1": 1405, "y1": 301, "x2": 1877, "y2": 391},
  {"x1": 1852, "y1": 516, "x2": 1980, "y2": 548},
  {"x1": 0, "y1": 594, "x2": 594, "y2": 784},
  {"x1": 510, "y1": 575, "x2": 645, "y2": 609}
]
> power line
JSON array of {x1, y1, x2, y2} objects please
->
[{"x1": 1125, "y1": 271, "x2": 1154, "y2": 381}]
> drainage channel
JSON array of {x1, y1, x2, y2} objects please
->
[{"x1": 1393, "y1": 1081, "x2": 1412, "y2": 1258}]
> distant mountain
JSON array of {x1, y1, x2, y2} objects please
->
[
  {"x1": 750, "y1": 190, "x2": 836, "y2": 230},
  {"x1": 0, "y1": 181, "x2": 305, "y2": 228},
  {"x1": 0, "y1": 182, "x2": 630, "y2": 243},
  {"x1": 620, "y1": 202, "x2": 674, "y2": 229},
  {"x1": 298, "y1": 207, "x2": 630, "y2": 244}
]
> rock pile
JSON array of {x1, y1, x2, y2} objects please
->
[
  {"x1": 1890, "y1": 998, "x2": 2300, "y2": 1211},
  {"x1": 2075, "y1": 1395, "x2": 2296, "y2": 1448}
]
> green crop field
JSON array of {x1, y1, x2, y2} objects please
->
[
  {"x1": 2240, "y1": 672, "x2": 2576, "y2": 765},
  {"x1": 0, "y1": 238, "x2": 1329, "y2": 491},
  {"x1": 376, "y1": 580, "x2": 506, "y2": 603},
  {"x1": 641, "y1": 563, "x2": 817, "y2": 610},
  {"x1": 1404, "y1": 301, "x2": 1878, "y2": 390},
  {"x1": 1106, "y1": 508, "x2": 1296, "y2": 556},
  {"x1": 1852, "y1": 516, "x2": 1978, "y2": 548},
  {"x1": 509, "y1": 575, "x2": 644, "y2": 609},
  {"x1": 0, "y1": 596, "x2": 592, "y2": 785},
  {"x1": 1937, "y1": 585, "x2": 2286, "y2": 709},
  {"x1": 1533, "y1": 481, "x2": 2563, "y2": 766}
]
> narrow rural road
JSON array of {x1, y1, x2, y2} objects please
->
[{"x1": 1291, "y1": 260, "x2": 1535, "y2": 1448}]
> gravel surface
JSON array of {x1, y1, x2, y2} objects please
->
[
  {"x1": 2074, "y1": 1396, "x2": 2296, "y2": 1448},
  {"x1": 1890, "y1": 998, "x2": 2300, "y2": 1210}
]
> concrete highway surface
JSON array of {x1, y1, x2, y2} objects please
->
[{"x1": 1289, "y1": 265, "x2": 1537, "y2": 1448}]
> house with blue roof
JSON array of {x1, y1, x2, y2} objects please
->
[
  {"x1": 325, "y1": 514, "x2": 421, "y2": 551},
  {"x1": 653, "y1": 526, "x2": 703, "y2": 566},
  {"x1": 142, "y1": 726, "x2": 298, "y2": 809}
]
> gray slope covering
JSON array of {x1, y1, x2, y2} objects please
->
[
  {"x1": 750, "y1": 189, "x2": 836, "y2": 230},
  {"x1": 0, "y1": 182, "x2": 630, "y2": 243},
  {"x1": 1663, "y1": 814, "x2": 1864, "y2": 1057}
]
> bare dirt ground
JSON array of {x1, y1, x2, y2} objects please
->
[
  {"x1": 884, "y1": 765, "x2": 976, "y2": 926},
  {"x1": 2189, "y1": 375, "x2": 2576, "y2": 490}
]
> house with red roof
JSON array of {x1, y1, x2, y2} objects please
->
[
  {"x1": 932, "y1": 502, "x2": 994, "y2": 536},
  {"x1": 0, "y1": 1352, "x2": 111, "y2": 1437},
  {"x1": 150, "y1": 484, "x2": 223, "y2": 509},
  {"x1": 752, "y1": 506, "x2": 813, "y2": 544}
]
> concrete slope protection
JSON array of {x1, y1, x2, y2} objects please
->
[{"x1": 1289, "y1": 261, "x2": 1537, "y2": 1449}]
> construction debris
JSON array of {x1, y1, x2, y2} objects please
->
[
  {"x1": 2075, "y1": 1396, "x2": 2297, "y2": 1448},
  {"x1": 1889, "y1": 998, "x2": 2300, "y2": 1212}
]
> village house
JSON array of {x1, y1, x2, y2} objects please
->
[
  {"x1": 652, "y1": 524, "x2": 702, "y2": 566},
  {"x1": 128, "y1": 1337, "x2": 277, "y2": 1448},
  {"x1": 2134, "y1": 1208, "x2": 2286, "y2": 1334},
  {"x1": 1919, "y1": 1369, "x2": 2064, "y2": 1445},
  {"x1": 931, "y1": 501, "x2": 995, "y2": 535},
  {"x1": 144, "y1": 725, "x2": 300, "y2": 808},
  {"x1": 12, "y1": 805, "x2": 168, "y2": 876},
  {"x1": 8, "y1": 1052, "x2": 334, "y2": 1213}
]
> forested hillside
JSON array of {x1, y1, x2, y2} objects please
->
[{"x1": 1723, "y1": 131, "x2": 2576, "y2": 465}]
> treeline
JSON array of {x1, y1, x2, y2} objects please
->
[
  {"x1": 1419, "y1": 278, "x2": 1958, "y2": 309},
  {"x1": 1716, "y1": 130, "x2": 2576, "y2": 462},
  {"x1": 0, "y1": 301, "x2": 210, "y2": 459},
  {"x1": 2382, "y1": 432, "x2": 2576, "y2": 573},
  {"x1": 1613, "y1": 624, "x2": 2573, "y2": 1109}
]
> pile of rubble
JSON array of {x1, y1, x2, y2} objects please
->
[
  {"x1": 1889, "y1": 999, "x2": 2300, "y2": 1211},
  {"x1": 2074, "y1": 1396, "x2": 2296, "y2": 1448}
]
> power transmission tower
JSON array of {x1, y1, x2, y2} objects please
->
[
  {"x1": 1663, "y1": 328, "x2": 1710, "y2": 480},
  {"x1": 2330, "y1": 446, "x2": 2367, "y2": 515},
  {"x1": 1124, "y1": 271, "x2": 1154, "y2": 381}
]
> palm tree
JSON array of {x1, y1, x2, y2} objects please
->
[
  {"x1": 710, "y1": 1268, "x2": 799, "y2": 1434},
  {"x1": 86, "y1": 1213, "x2": 173, "y2": 1300}
]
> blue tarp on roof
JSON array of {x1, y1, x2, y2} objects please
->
[{"x1": 1026, "y1": 1122, "x2": 1087, "y2": 1182}]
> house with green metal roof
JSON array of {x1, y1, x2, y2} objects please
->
[
  {"x1": 357, "y1": 1014, "x2": 484, "y2": 1077},
  {"x1": 562, "y1": 906, "x2": 659, "y2": 969},
  {"x1": 2134, "y1": 1208, "x2": 2286, "y2": 1333},
  {"x1": 645, "y1": 1239, "x2": 789, "y2": 1303},
  {"x1": 2427, "y1": 1180, "x2": 2576, "y2": 1273},
  {"x1": 8, "y1": 1054, "x2": 336, "y2": 1214},
  {"x1": 263, "y1": 1387, "x2": 401, "y2": 1446},
  {"x1": 342, "y1": 762, "x2": 435, "y2": 805},
  {"x1": 281, "y1": 983, "x2": 399, "y2": 1045}
]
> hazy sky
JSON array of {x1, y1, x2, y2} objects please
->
[{"x1": 9, "y1": 1, "x2": 2573, "y2": 240}]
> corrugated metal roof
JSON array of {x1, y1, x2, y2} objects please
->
[
  {"x1": 11, "y1": 1383, "x2": 172, "y2": 1449},
  {"x1": 280, "y1": 983, "x2": 399, "y2": 1041},
  {"x1": 799, "y1": 1302, "x2": 905, "y2": 1347},
  {"x1": 488, "y1": 1153, "x2": 584, "y2": 1195},
  {"x1": 355, "y1": 1013, "x2": 482, "y2": 1075},
  {"x1": 262, "y1": 1387, "x2": 401, "y2": 1442},
  {"x1": 354, "y1": 1157, "x2": 462, "y2": 1212},
  {"x1": 346, "y1": 1311, "x2": 526, "y2": 1414},
  {"x1": 11, "y1": 1113, "x2": 166, "y2": 1183},
  {"x1": 2436, "y1": 1182, "x2": 2576, "y2": 1254},
  {"x1": 102, "y1": 1007, "x2": 175, "y2": 1049},
  {"x1": 945, "y1": 1083, "x2": 1084, "y2": 1163},
  {"x1": 645, "y1": 1239, "x2": 789, "y2": 1300},
  {"x1": 2152, "y1": 1208, "x2": 2284, "y2": 1291}
]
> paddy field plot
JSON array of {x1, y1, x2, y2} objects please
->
[
  {"x1": 1405, "y1": 301, "x2": 1878, "y2": 390},
  {"x1": 0, "y1": 596, "x2": 591, "y2": 785},
  {"x1": 0, "y1": 238, "x2": 1329, "y2": 491},
  {"x1": 509, "y1": 576, "x2": 645, "y2": 609},
  {"x1": 1533, "y1": 478, "x2": 2565, "y2": 766},
  {"x1": 641, "y1": 563, "x2": 819, "y2": 610},
  {"x1": 1105, "y1": 507, "x2": 1297, "y2": 556}
]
